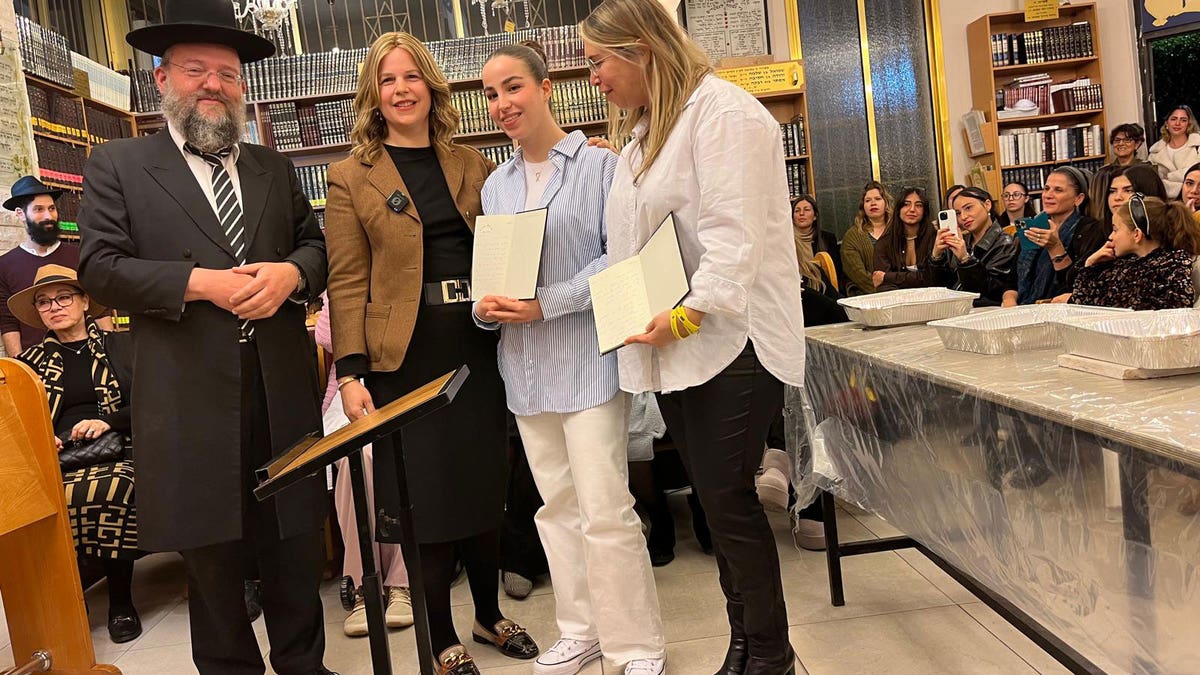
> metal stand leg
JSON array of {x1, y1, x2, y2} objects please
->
[
  {"x1": 348, "y1": 450, "x2": 393, "y2": 675},
  {"x1": 820, "y1": 489, "x2": 845, "y2": 606},
  {"x1": 1118, "y1": 451, "x2": 1156, "y2": 675}
]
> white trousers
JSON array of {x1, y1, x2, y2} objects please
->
[{"x1": 516, "y1": 393, "x2": 666, "y2": 663}]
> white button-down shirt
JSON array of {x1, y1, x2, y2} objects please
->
[
  {"x1": 606, "y1": 74, "x2": 806, "y2": 394},
  {"x1": 167, "y1": 122, "x2": 243, "y2": 222}
]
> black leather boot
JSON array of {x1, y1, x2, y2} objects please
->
[
  {"x1": 743, "y1": 648, "x2": 797, "y2": 675},
  {"x1": 714, "y1": 634, "x2": 749, "y2": 675}
]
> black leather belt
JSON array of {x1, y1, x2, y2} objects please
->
[{"x1": 423, "y1": 278, "x2": 472, "y2": 305}]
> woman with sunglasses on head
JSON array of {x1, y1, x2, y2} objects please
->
[
  {"x1": 872, "y1": 187, "x2": 935, "y2": 291},
  {"x1": 1149, "y1": 106, "x2": 1200, "y2": 199},
  {"x1": 580, "y1": 0, "x2": 805, "y2": 672},
  {"x1": 1017, "y1": 166, "x2": 1102, "y2": 303},
  {"x1": 473, "y1": 40, "x2": 666, "y2": 675},
  {"x1": 325, "y1": 31, "x2": 536, "y2": 675},
  {"x1": 1070, "y1": 195, "x2": 1199, "y2": 309},
  {"x1": 997, "y1": 182, "x2": 1035, "y2": 230}
]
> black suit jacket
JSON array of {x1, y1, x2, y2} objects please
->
[{"x1": 78, "y1": 130, "x2": 327, "y2": 551}]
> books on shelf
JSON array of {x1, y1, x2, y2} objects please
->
[
  {"x1": 1001, "y1": 75, "x2": 1101, "y2": 116},
  {"x1": 781, "y1": 115, "x2": 806, "y2": 157},
  {"x1": 429, "y1": 25, "x2": 587, "y2": 82},
  {"x1": 131, "y1": 69, "x2": 163, "y2": 113},
  {"x1": 296, "y1": 164, "x2": 330, "y2": 207},
  {"x1": 1001, "y1": 157, "x2": 1103, "y2": 193},
  {"x1": 1048, "y1": 80, "x2": 1103, "y2": 113},
  {"x1": 26, "y1": 82, "x2": 86, "y2": 141},
  {"x1": 479, "y1": 142, "x2": 516, "y2": 166},
  {"x1": 16, "y1": 15, "x2": 73, "y2": 88},
  {"x1": 84, "y1": 105, "x2": 134, "y2": 145},
  {"x1": 998, "y1": 123, "x2": 1103, "y2": 167},
  {"x1": 786, "y1": 161, "x2": 808, "y2": 198},
  {"x1": 35, "y1": 136, "x2": 87, "y2": 188},
  {"x1": 259, "y1": 99, "x2": 353, "y2": 150},
  {"x1": 454, "y1": 76, "x2": 607, "y2": 136},
  {"x1": 990, "y1": 21, "x2": 1094, "y2": 67},
  {"x1": 71, "y1": 52, "x2": 131, "y2": 111}
]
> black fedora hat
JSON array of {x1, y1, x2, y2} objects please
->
[
  {"x1": 4, "y1": 175, "x2": 63, "y2": 212},
  {"x1": 126, "y1": 0, "x2": 276, "y2": 63}
]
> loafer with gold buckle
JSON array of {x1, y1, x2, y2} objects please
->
[
  {"x1": 436, "y1": 645, "x2": 480, "y2": 675},
  {"x1": 471, "y1": 618, "x2": 539, "y2": 659}
]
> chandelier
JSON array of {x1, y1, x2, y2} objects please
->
[{"x1": 233, "y1": 0, "x2": 298, "y2": 46}]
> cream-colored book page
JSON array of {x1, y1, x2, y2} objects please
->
[
  {"x1": 638, "y1": 214, "x2": 689, "y2": 316},
  {"x1": 589, "y1": 255, "x2": 652, "y2": 354},
  {"x1": 470, "y1": 209, "x2": 546, "y2": 300}
]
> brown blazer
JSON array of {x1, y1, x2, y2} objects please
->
[{"x1": 325, "y1": 142, "x2": 494, "y2": 373}]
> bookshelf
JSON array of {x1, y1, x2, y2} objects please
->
[
  {"x1": 966, "y1": 2, "x2": 1107, "y2": 201},
  {"x1": 23, "y1": 73, "x2": 138, "y2": 240}
]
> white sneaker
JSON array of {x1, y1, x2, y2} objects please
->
[
  {"x1": 533, "y1": 637, "x2": 602, "y2": 675},
  {"x1": 385, "y1": 586, "x2": 414, "y2": 628},
  {"x1": 342, "y1": 596, "x2": 368, "y2": 637},
  {"x1": 625, "y1": 657, "x2": 666, "y2": 674}
]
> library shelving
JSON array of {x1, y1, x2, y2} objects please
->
[{"x1": 966, "y1": 2, "x2": 1107, "y2": 199}]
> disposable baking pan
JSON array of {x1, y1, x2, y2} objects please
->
[
  {"x1": 837, "y1": 288, "x2": 978, "y2": 328},
  {"x1": 1053, "y1": 309, "x2": 1200, "y2": 369},
  {"x1": 930, "y1": 305, "x2": 1129, "y2": 355}
]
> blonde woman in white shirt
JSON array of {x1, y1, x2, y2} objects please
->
[
  {"x1": 1148, "y1": 105, "x2": 1200, "y2": 198},
  {"x1": 580, "y1": 2, "x2": 805, "y2": 674}
]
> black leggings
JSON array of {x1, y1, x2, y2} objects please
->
[{"x1": 418, "y1": 529, "x2": 504, "y2": 654}]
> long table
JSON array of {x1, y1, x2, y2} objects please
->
[{"x1": 802, "y1": 320, "x2": 1200, "y2": 675}]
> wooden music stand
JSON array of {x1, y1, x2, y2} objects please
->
[
  {"x1": 254, "y1": 366, "x2": 469, "y2": 675},
  {"x1": 0, "y1": 358, "x2": 120, "y2": 675}
]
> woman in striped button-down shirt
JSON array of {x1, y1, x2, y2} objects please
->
[{"x1": 473, "y1": 41, "x2": 667, "y2": 675}]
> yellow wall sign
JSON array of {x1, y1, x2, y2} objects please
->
[
  {"x1": 1025, "y1": 0, "x2": 1060, "y2": 22},
  {"x1": 716, "y1": 61, "x2": 804, "y2": 96}
]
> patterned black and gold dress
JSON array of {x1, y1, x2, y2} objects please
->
[{"x1": 19, "y1": 322, "x2": 138, "y2": 560}]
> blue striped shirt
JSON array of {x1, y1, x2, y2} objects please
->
[{"x1": 478, "y1": 131, "x2": 620, "y2": 417}]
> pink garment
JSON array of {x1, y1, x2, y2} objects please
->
[{"x1": 315, "y1": 293, "x2": 338, "y2": 413}]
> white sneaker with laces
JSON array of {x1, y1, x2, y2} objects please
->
[
  {"x1": 533, "y1": 637, "x2": 602, "y2": 675},
  {"x1": 625, "y1": 657, "x2": 666, "y2": 674},
  {"x1": 342, "y1": 596, "x2": 368, "y2": 637},
  {"x1": 385, "y1": 586, "x2": 414, "y2": 628}
]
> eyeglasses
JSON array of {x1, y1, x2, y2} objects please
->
[
  {"x1": 585, "y1": 53, "x2": 617, "y2": 75},
  {"x1": 1001, "y1": 192, "x2": 1027, "y2": 200},
  {"x1": 1111, "y1": 137, "x2": 1138, "y2": 145},
  {"x1": 33, "y1": 291, "x2": 81, "y2": 312},
  {"x1": 165, "y1": 61, "x2": 244, "y2": 86},
  {"x1": 1129, "y1": 192, "x2": 1151, "y2": 237}
]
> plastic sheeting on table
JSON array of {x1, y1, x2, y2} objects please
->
[{"x1": 801, "y1": 318, "x2": 1200, "y2": 675}]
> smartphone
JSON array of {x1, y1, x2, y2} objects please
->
[
  {"x1": 1015, "y1": 218, "x2": 1037, "y2": 251},
  {"x1": 937, "y1": 209, "x2": 958, "y2": 235}
]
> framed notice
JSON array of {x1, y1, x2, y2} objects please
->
[
  {"x1": 683, "y1": 0, "x2": 770, "y2": 62},
  {"x1": 1024, "y1": 0, "x2": 1059, "y2": 22}
]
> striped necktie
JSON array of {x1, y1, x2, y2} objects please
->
[{"x1": 184, "y1": 143, "x2": 253, "y2": 341}]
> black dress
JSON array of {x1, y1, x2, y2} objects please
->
[{"x1": 368, "y1": 145, "x2": 508, "y2": 544}]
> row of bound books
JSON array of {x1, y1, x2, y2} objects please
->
[
  {"x1": 1001, "y1": 157, "x2": 1103, "y2": 193},
  {"x1": 431, "y1": 25, "x2": 587, "y2": 81},
  {"x1": 16, "y1": 16, "x2": 73, "y2": 88},
  {"x1": 999, "y1": 123, "x2": 1103, "y2": 167},
  {"x1": 781, "y1": 115, "x2": 807, "y2": 157},
  {"x1": 260, "y1": 99, "x2": 354, "y2": 150},
  {"x1": 990, "y1": 22, "x2": 1094, "y2": 67},
  {"x1": 71, "y1": 52, "x2": 131, "y2": 112},
  {"x1": 479, "y1": 143, "x2": 516, "y2": 167},
  {"x1": 55, "y1": 191, "x2": 82, "y2": 229},
  {"x1": 296, "y1": 164, "x2": 330, "y2": 207},
  {"x1": 85, "y1": 105, "x2": 134, "y2": 145},
  {"x1": 26, "y1": 82, "x2": 86, "y2": 142},
  {"x1": 244, "y1": 48, "x2": 367, "y2": 103},
  {"x1": 131, "y1": 69, "x2": 163, "y2": 113},
  {"x1": 786, "y1": 162, "x2": 809, "y2": 199},
  {"x1": 35, "y1": 136, "x2": 87, "y2": 188},
  {"x1": 1049, "y1": 82, "x2": 1103, "y2": 113}
]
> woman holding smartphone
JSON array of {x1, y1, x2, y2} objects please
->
[
  {"x1": 325, "y1": 31, "x2": 536, "y2": 674},
  {"x1": 473, "y1": 41, "x2": 666, "y2": 675},
  {"x1": 580, "y1": 1, "x2": 806, "y2": 673}
]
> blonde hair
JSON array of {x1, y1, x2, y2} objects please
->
[
  {"x1": 350, "y1": 32, "x2": 460, "y2": 164},
  {"x1": 853, "y1": 181, "x2": 895, "y2": 234},
  {"x1": 578, "y1": 0, "x2": 712, "y2": 182},
  {"x1": 794, "y1": 235, "x2": 825, "y2": 293},
  {"x1": 1159, "y1": 105, "x2": 1200, "y2": 144}
]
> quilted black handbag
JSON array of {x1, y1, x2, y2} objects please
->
[{"x1": 58, "y1": 430, "x2": 126, "y2": 472}]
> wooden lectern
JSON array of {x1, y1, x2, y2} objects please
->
[
  {"x1": 255, "y1": 367, "x2": 469, "y2": 675},
  {"x1": 0, "y1": 358, "x2": 120, "y2": 675}
]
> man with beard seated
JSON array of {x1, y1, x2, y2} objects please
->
[{"x1": 1, "y1": 177, "x2": 112, "y2": 355}]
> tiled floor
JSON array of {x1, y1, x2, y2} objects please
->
[{"x1": 0, "y1": 500, "x2": 1070, "y2": 674}]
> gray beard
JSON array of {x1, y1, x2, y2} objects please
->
[{"x1": 162, "y1": 80, "x2": 246, "y2": 152}]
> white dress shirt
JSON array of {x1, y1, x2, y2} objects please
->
[
  {"x1": 167, "y1": 122, "x2": 244, "y2": 221},
  {"x1": 606, "y1": 74, "x2": 806, "y2": 394}
]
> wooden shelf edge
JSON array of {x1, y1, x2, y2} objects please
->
[
  {"x1": 994, "y1": 56, "x2": 1098, "y2": 75},
  {"x1": 32, "y1": 130, "x2": 88, "y2": 147},
  {"x1": 996, "y1": 110, "x2": 1104, "y2": 126},
  {"x1": 1001, "y1": 154, "x2": 1107, "y2": 170}
]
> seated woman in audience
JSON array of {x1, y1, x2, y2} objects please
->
[
  {"x1": 1089, "y1": 123, "x2": 1147, "y2": 218},
  {"x1": 997, "y1": 181, "x2": 1035, "y2": 230},
  {"x1": 1018, "y1": 166, "x2": 1102, "y2": 303},
  {"x1": 1070, "y1": 195, "x2": 1199, "y2": 310},
  {"x1": 840, "y1": 181, "x2": 893, "y2": 295},
  {"x1": 873, "y1": 187, "x2": 935, "y2": 291},
  {"x1": 928, "y1": 187, "x2": 1018, "y2": 306},
  {"x1": 1104, "y1": 164, "x2": 1168, "y2": 227},
  {"x1": 792, "y1": 194, "x2": 839, "y2": 273},
  {"x1": 9, "y1": 265, "x2": 141, "y2": 643},
  {"x1": 1180, "y1": 163, "x2": 1200, "y2": 213},
  {"x1": 1148, "y1": 105, "x2": 1200, "y2": 199}
]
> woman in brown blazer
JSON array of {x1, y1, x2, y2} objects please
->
[{"x1": 324, "y1": 32, "x2": 537, "y2": 675}]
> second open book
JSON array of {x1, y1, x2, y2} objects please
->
[{"x1": 588, "y1": 214, "x2": 689, "y2": 355}]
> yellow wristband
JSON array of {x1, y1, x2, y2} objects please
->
[
  {"x1": 670, "y1": 312, "x2": 684, "y2": 340},
  {"x1": 675, "y1": 306, "x2": 701, "y2": 334}
]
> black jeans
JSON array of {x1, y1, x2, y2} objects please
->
[{"x1": 657, "y1": 342, "x2": 790, "y2": 657}]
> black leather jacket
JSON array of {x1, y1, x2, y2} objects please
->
[{"x1": 929, "y1": 221, "x2": 1018, "y2": 306}]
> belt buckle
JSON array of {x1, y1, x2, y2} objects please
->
[{"x1": 440, "y1": 279, "x2": 471, "y2": 304}]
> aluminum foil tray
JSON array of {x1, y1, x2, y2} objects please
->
[
  {"x1": 929, "y1": 305, "x2": 1129, "y2": 355},
  {"x1": 837, "y1": 288, "x2": 978, "y2": 328},
  {"x1": 1053, "y1": 309, "x2": 1200, "y2": 369}
]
